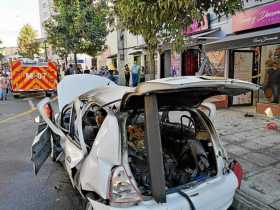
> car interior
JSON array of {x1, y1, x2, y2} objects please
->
[
  {"x1": 126, "y1": 109, "x2": 217, "y2": 196},
  {"x1": 82, "y1": 105, "x2": 107, "y2": 149},
  {"x1": 59, "y1": 103, "x2": 108, "y2": 150}
]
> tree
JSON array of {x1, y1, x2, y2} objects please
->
[
  {"x1": 114, "y1": 0, "x2": 243, "y2": 79},
  {"x1": 44, "y1": 0, "x2": 108, "y2": 67},
  {"x1": 17, "y1": 24, "x2": 40, "y2": 58}
]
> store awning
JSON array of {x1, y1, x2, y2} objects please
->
[
  {"x1": 107, "y1": 54, "x2": 117, "y2": 59},
  {"x1": 191, "y1": 28, "x2": 222, "y2": 40},
  {"x1": 128, "y1": 50, "x2": 143, "y2": 55},
  {"x1": 204, "y1": 27, "x2": 280, "y2": 51},
  {"x1": 182, "y1": 28, "x2": 224, "y2": 49}
]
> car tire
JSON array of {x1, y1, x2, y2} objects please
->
[
  {"x1": 45, "y1": 91, "x2": 52, "y2": 97},
  {"x1": 13, "y1": 94, "x2": 20, "y2": 98}
]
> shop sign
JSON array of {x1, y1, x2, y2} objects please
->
[
  {"x1": 184, "y1": 15, "x2": 209, "y2": 35},
  {"x1": 233, "y1": 1, "x2": 280, "y2": 32}
]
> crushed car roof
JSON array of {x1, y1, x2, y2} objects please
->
[
  {"x1": 57, "y1": 74, "x2": 117, "y2": 111},
  {"x1": 80, "y1": 86, "x2": 134, "y2": 107}
]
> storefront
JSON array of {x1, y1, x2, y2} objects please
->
[
  {"x1": 107, "y1": 54, "x2": 117, "y2": 69},
  {"x1": 181, "y1": 15, "x2": 210, "y2": 76},
  {"x1": 181, "y1": 49, "x2": 199, "y2": 76},
  {"x1": 160, "y1": 50, "x2": 171, "y2": 78},
  {"x1": 158, "y1": 14, "x2": 223, "y2": 79},
  {"x1": 205, "y1": 1, "x2": 280, "y2": 112}
]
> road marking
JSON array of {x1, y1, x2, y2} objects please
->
[
  {"x1": 0, "y1": 108, "x2": 37, "y2": 125},
  {"x1": 0, "y1": 96, "x2": 58, "y2": 125}
]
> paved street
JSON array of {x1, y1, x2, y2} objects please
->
[
  {"x1": 0, "y1": 94, "x2": 82, "y2": 210},
  {"x1": 214, "y1": 107, "x2": 280, "y2": 210}
]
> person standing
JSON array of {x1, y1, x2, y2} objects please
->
[
  {"x1": 77, "y1": 66, "x2": 82, "y2": 74},
  {"x1": 0, "y1": 73, "x2": 9, "y2": 100},
  {"x1": 131, "y1": 59, "x2": 140, "y2": 87},
  {"x1": 65, "y1": 64, "x2": 71, "y2": 75},
  {"x1": 124, "y1": 64, "x2": 130, "y2": 86},
  {"x1": 140, "y1": 66, "x2": 145, "y2": 83},
  {"x1": 6, "y1": 74, "x2": 11, "y2": 97},
  {"x1": 66, "y1": 64, "x2": 76, "y2": 75},
  {"x1": 0, "y1": 72, "x2": 3, "y2": 100}
]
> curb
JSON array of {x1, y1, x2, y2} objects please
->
[{"x1": 232, "y1": 190, "x2": 277, "y2": 210}]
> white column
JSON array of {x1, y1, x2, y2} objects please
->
[{"x1": 224, "y1": 50, "x2": 230, "y2": 79}]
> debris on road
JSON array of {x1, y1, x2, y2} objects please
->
[
  {"x1": 265, "y1": 122, "x2": 278, "y2": 130},
  {"x1": 244, "y1": 113, "x2": 254, "y2": 118}
]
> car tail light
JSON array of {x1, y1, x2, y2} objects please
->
[
  {"x1": 108, "y1": 166, "x2": 142, "y2": 206},
  {"x1": 230, "y1": 160, "x2": 243, "y2": 189},
  {"x1": 44, "y1": 103, "x2": 53, "y2": 120}
]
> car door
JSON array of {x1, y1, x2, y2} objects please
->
[
  {"x1": 63, "y1": 100, "x2": 87, "y2": 185},
  {"x1": 32, "y1": 98, "x2": 86, "y2": 181},
  {"x1": 31, "y1": 124, "x2": 52, "y2": 175},
  {"x1": 31, "y1": 98, "x2": 67, "y2": 175}
]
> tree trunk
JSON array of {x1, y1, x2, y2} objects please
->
[
  {"x1": 74, "y1": 52, "x2": 78, "y2": 72},
  {"x1": 147, "y1": 49, "x2": 156, "y2": 80},
  {"x1": 65, "y1": 55, "x2": 68, "y2": 66}
]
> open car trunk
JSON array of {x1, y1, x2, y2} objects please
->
[
  {"x1": 126, "y1": 109, "x2": 217, "y2": 197},
  {"x1": 121, "y1": 77, "x2": 259, "y2": 205}
]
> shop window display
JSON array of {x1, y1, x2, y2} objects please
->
[
  {"x1": 204, "y1": 50, "x2": 228, "y2": 108},
  {"x1": 206, "y1": 50, "x2": 225, "y2": 77},
  {"x1": 260, "y1": 45, "x2": 280, "y2": 104}
]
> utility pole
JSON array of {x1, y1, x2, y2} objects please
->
[{"x1": 117, "y1": 27, "x2": 126, "y2": 85}]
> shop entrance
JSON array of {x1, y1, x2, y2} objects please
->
[
  {"x1": 182, "y1": 49, "x2": 199, "y2": 76},
  {"x1": 160, "y1": 50, "x2": 171, "y2": 78},
  {"x1": 230, "y1": 50, "x2": 255, "y2": 105}
]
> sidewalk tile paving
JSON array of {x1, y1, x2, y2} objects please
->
[{"x1": 215, "y1": 107, "x2": 280, "y2": 210}]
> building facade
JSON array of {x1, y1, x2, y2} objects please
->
[
  {"x1": 204, "y1": 0, "x2": 280, "y2": 110},
  {"x1": 96, "y1": 29, "x2": 149, "y2": 83},
  {"x1": 38, "y1": 0, "x2": 55, "y2": 38},
  {"x1": 156, "y1": 0, "x2": 280, "y2": 109}
]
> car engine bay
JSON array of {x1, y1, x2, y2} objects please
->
[{"x1": 127, "y1": 110, "x2": 217, "y2": 196}]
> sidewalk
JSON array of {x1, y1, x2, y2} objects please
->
[{"x1": 214, "y1": 107, "x2": 280, "y2": 210}]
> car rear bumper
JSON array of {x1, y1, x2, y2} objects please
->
[{"x1": 89, "y1": 172, "x2": 237, "y2": 210}]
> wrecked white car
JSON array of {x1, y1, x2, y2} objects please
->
[{"x1": 31, "y1": 74, "x2": 258, "y2": 210}]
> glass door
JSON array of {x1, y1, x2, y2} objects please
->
[{"x1": 232, "y1": 50, "x2": 254, "y2": 105}]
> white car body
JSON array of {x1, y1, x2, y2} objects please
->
[{"x1": 31, "y1": 75, "x2": 258, "y2": 210}]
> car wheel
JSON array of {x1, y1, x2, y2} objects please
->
[{"x1": 13, "y1": 94, "x2": 20, "y2": 98}]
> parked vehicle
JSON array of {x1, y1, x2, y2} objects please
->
[
  {"x1": 10, "y1": 60, "x2": 58, "y2": 97},
  {"x1": 31, "y1": 74, "x2": 258, "y2": 210}
]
